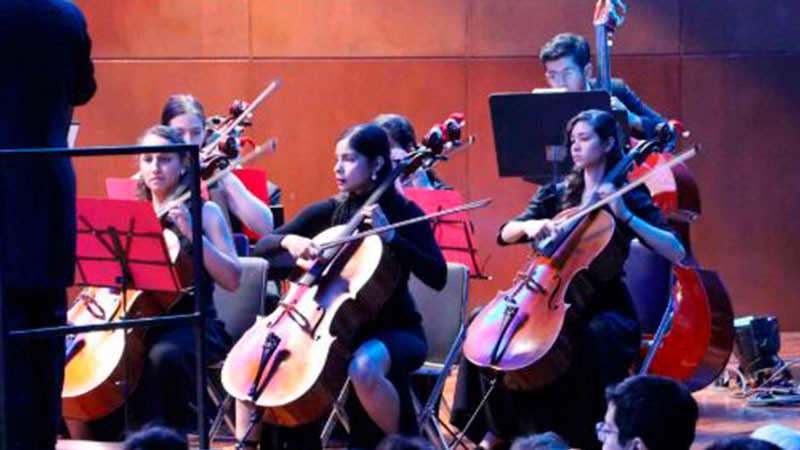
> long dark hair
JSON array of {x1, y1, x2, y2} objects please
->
[
  {"x1": 374, "y1": 113, "x2": 417, "y2": 152},
  {"x1": 560, "y1": 109, "x2": 622, "y2": 209},
  {"x1": 332, "y1": 123, "x2": 399, "y2": 225},
  {"x1": 135, "y1": 125, "x2": 190, "y2": 201},
  {"x1": 160, "y1": 94, "x2": 205, "y2": 126}
]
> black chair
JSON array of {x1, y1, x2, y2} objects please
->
[
  {"x1": 207, "y1": 257, "x2": 271, "y2": 440},
  {"x1": 320, "y1": 263, "x2": 470, "y2": 450},
  {"x1": 621, "y1": 239, "x2": 674, "y2": 373}
]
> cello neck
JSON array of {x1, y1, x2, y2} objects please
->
[{"x1": 594, "y1": 25, "x2": 612, "y2": 91}]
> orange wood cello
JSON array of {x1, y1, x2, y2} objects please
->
[
  {"x1": 463, "y1": 138, "x2": 693, "y2": 390},
  {"x1": 221, "y1": 145, "x2": 449, "y2": 426},
  {"x1": 62, "y1": 222, "x2": 193, "y2": 420}
]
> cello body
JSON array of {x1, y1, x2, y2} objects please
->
[
  {"x1": 221, "y1": 226, "x2": 401, "y2": 426},
  {"x1": 62, "y1": 287, "x2": 177, "y2": 420},
  {"x1": 62, "y1": 229, "x2": 192, "y2": 419},
  {"x1": 463, "y1": 209, "x2": 615, "y2": 390}
]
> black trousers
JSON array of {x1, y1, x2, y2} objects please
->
[
  {"x1": 80, "y1": 320, "x2": 230, "y2": 440},
  {"x1": 2, "y1": 287, "x2": 67, "y2": 450},
  {"x1": 451, "y1": 311, "x2": 639, "y2": 450}
]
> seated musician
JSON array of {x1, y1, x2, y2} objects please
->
[
  {"x1": 67, "y1": 125, "x2": 241, "y2": 438},
  {"x1": 450, "y1": 110, "x2": 685, "y2": 449},
  {"x1": 375, "y1": 113, "x2": 447, "y2": 190},
  {"x1": 240, "y1": 123, "x2": 448, "y2": 449},
  {"x1": 161, "y1": 94, "x2": 274, "y2": 239},
  {"x1": 539, "y1": 33, "x2": 667, "y2": 140}
]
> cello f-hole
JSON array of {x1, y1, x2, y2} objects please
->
[{"x1": 547, "y1": 275, "x2": 563, "y2": 310}]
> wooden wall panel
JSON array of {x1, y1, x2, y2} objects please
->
[
  {"x1": 611, "y1": 56, "x2": 682, "y2": 121},
  {"x1": 463, "y1": 59, "x2": 543, "y2": 307},
  {"x1": 63, "y1": 0, "x2": 800, "y2": 329},
  {"x1": 250, "y1": 0, "x2": 468, "y2": 57},
  {"x1": 73, "y1": 0, "x2": 250, "y2": 58},
  {"x1": 682, "y1": 2, "x2": 800, "y2": 54},
  {"x1": 468, "y1": 0, "x2": 680, "y2": 57},
  {"x1": 72, "y1": 61, "x2": 252, "y2": 197},
  {"x1": 244, "y1": 60, "x2": 468, "y2": 214},
  {"x1": 681, "y1": 55, "x2": 800, "y2": 329}
]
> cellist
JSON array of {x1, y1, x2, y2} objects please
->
[
  {"x1": 160, "y1": 94, "x2": 275, "y2": 238},
  {"x1": 240, "y1": 123, "x2": 447, "y2": 449},
  {"x1": 450, "y1": 110, "x2": 685, "y2": 449},
  {"x1": 66, "y1": 125, "x2": 241, "y2": 439}
]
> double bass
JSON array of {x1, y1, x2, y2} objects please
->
[
  {"x1": 593, "y1": 0, "x2": 733, "y2": 390},
  {"x1": 462, "y1": 134, "x2": 694, "y2": 389},
  {"x1": 629, "y1": 127, "x2": 734, "y2": 391}
]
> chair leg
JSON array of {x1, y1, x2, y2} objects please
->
[
  {"x1": 638, "y1": 294, "x2": 676, "y2": 375},
  {"x1": 412, "y1": 325, "x2": 469, "y2": 450},
  {"x1": 208, "y1": 392, "x2": 235, "y2": 442},
  {"x1": 320, "y1": 377, "x2": 351, "y2": 448}
]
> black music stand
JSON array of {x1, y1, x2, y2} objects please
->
[
  {"x1": 72, "y1": 197, "x2": 185, "y2": 433},
  {"x1": 74, "y1": 197, "x2": 182, "y2": 296},
  {"x1": 489, "y1": 90, "x2": 611, "y2": 183}
]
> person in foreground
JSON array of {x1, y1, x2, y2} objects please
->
[{"x1": 598, "y1": 375, "x2": 698, "y2": 450}]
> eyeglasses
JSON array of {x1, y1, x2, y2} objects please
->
[
  {"x1": 596, "y1": 421, "x2": 620, "y2": 442},
  {"x1": 545, "y1": 67, "x2": 581, "y2": 83}
]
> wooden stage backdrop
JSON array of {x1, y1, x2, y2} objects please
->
[{"x1": 69, "y1": 0, "x2": 800, "y2": 329}]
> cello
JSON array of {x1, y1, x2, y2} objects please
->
[
  {"x1": 462, "y1": 134, "x2": 695, "y2": 390},
  {"x1": 220, "y1": 143, "x2": 450, "y2": 426},
  {"x1": 62, "y1": 227, "x2": 192, "y2": 420}
]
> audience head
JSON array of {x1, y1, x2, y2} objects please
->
[
  {"x1": 600, "y1": 375, "x2": 698, "y2": 450},
  {"x1": 122, "y1": 425, "x2": 188, "y2": 450},
  {"x1": 511, "y1": 431, "x2": 570, "y2": 450},
  {"x1": 376, "y1": 434, "x2": 435, "y2": 450},
  {"x1": 752, "y1": 424, "x2": 800, "y2": 450},
  {"x1": 707, "y1": 437, "x2": 782, "y2": 450}
]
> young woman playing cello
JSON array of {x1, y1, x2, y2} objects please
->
[
  {"x1": 450, "y1": 110, "x2": 685, "y2": 449},
  {"x1": 239, "y1": 123, "x2": 448, "y2": 449},
  {"x1": 161, "y1": 94, "x2": 274, "y2": 238},
  {"x1": 67, "y1": 125, "x2": 241, "y2": 438}
]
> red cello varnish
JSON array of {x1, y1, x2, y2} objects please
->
[{"x1": 629, "y1": 122, "x2": 734, "y2": 392}]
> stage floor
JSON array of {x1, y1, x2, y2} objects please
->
[{"x1": 56, "y1": 333, "x2": 800, "y2": 450}]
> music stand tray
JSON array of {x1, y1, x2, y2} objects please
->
[
  {"x1": 404, "y1": 188, "x2": 488, "y2": 279},
  {"x1": 489, "y1": 90, "x2": 611, "y2": 183},
  {"x1": 74, "y1": 197, "x2": 182, "y2": 295}
]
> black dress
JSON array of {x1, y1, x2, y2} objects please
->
[
  {"x1": 450, "y1": 183, "x2": 673, "y2": 449},
  {"x1": 253, "y1": 189, "x2": 447, "y2": 448},
  {"x1": 80, "y1": 221, "x2": 232, "y2": 438}
]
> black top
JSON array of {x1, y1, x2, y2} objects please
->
[
  {"x1": 499, "y1": 182, "x2": 672, "y2": 318},
  {"x1": 254, "y1": 191, "x2": 447, "y2": 331},
  {"x1": 591, "y1": 78, "x2": 666, "y2": 140},
  {"x1": 0, "y1": 0, "x2": 96, "y2": 289}
]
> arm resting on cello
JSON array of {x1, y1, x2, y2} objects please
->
[
  {"x1": 497, "y1": 183, "x2": 561, "y2": 246},
  {"x1": 602, "y1": 184, "x2": 686, "y2": 265},
  {"x1": 252, "y1": 199, "x2": 337, "y2": 257}
]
